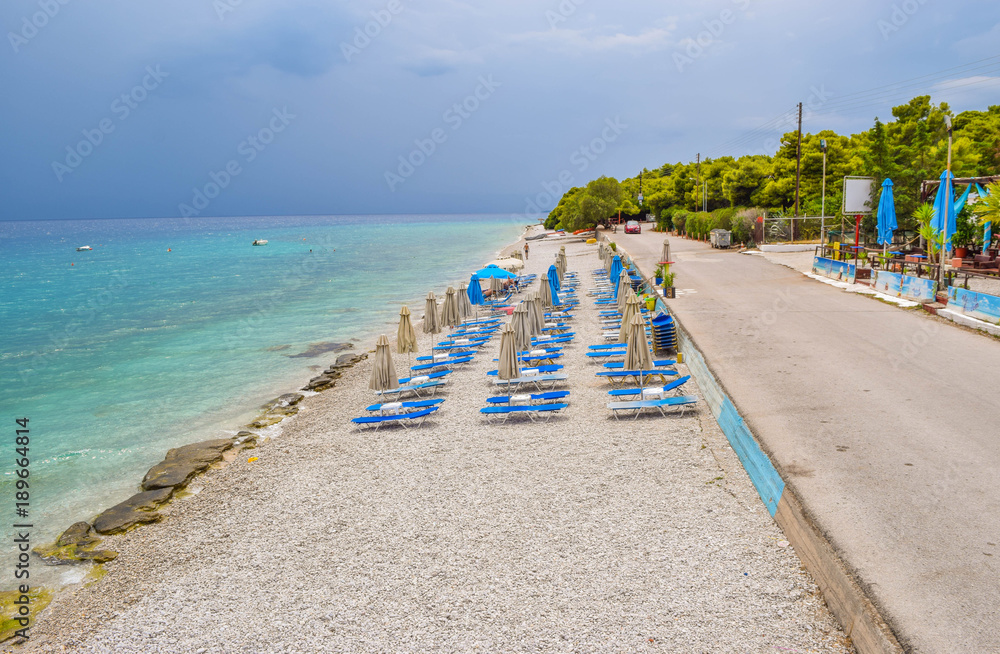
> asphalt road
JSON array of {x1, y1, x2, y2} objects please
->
[{"x1": 617, "y1": 229, "x2": 1000, "y2": 654}]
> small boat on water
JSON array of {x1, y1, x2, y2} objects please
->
[
  {"x1": 76, "y1": 245, "x2": 93, "y2": 251},
  {"x1": 252, "y1": 239, "x2": 268, "y2": 246}
]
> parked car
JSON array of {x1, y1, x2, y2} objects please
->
[{"x1": 624, "y1": 220, "x2": 641, "y2": 234}]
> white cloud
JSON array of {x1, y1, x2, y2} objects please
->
[{"x1": 509, "y1": 26, "x2": 677, "y2": 54}]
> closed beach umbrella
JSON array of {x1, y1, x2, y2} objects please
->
[
  {"x1": 528, "y1": 292, "x2": 545, "y2": 335},
  {"x1": 468, "y1": 273, "x2": 485, "y2": 305},
  {"x1": 369, "y1": 334, "x2": 399, "y2": 391},
  {"x1": 497, "y1": 323, "x2": 521, "y2": 380},
  {"x1": 441, "y1": 286, "x2": 461, "y2": 327},
  {"x1": 616, "y1": 271, "x2": 632, "y2": 312},
  {"x1": 876, "y1": 179, "x2": 897, "y2": 248},
  {"x1": 624, "y1": 313, "x2": 653, "y2": 373},
  {"x1": 557, "y1": 248, "x2": 568, "y2": 280},
  {"x1": 512, "y1": 302, "x2": 532, "y2": 352},
  {"x1": 423, "y1": 292, "x2": 441, "y2": 346},
  {"x1": 539, "y1": 274, "x2": 554, "y2": 309},
  {"x1": 549, "y1": 276, "x2": 561, "y2": 307},
  {"x1": 618, "y1": 292, "x2": 642, "y2": 344},
  {"x1": 397, "y1": 306, "x2": 417, "y2": 355},
  {"x1": 931, "y1": 169, "x2": 957, "y2": 255},
  {"x1": 458, "y1": 281, "x2": 473, "y2": 319},
  {"x1": 610, "y1": 255, "x2": 623, "y2": 288},
  {"x1": 547, "y1": 264, "x2": 561, "y2": 293},
  {"x1": 660, "y1": 239, "x2": 671, "y2": 266}
]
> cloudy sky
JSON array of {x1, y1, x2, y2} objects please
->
[{"x1": 2, "y1": 0, "x2": 998, "y2": 221}]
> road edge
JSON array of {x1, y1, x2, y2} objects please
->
[{"x1": 624, "y1": 245, "x2": 905, "y2": 654}]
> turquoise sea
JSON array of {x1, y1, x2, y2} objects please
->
[{"x1": 0, "y1": 214, "x2": 524, "y2": 582}]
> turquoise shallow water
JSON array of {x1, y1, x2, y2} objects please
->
[{"x1": 0, "y1": 214, "x2": 523, "y2": 576}]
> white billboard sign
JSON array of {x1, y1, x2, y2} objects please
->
[{"x1": 842, "y1": 176, "x2": 875, "y2": 214}]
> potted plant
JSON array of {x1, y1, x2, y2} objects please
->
[
  {"x1": 953, "y1": 205, "x2": 978, "y2": 259},
  {"x1": 913, "y1": 203, "x2": 940, "y2": 265},
  {"x1": 661, "y1": 264, "x2": 676, "y2": 299},
  {"x1": 655, "y1": 263, "x2": 667, "y2": 286}
]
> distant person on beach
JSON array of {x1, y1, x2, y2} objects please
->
[{"x1": 523, "y1": 243, "x2": 529, "y2": 260}]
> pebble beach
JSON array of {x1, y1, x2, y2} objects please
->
[{"x1": 13, "y1": 231, "x2": 853, "y2": 653}]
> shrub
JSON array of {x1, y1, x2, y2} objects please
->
[
  {"x1": 731, "y1": 208, "x2": 758, "y2": 246},
  {"x1": 673, "y1": 210, "x2": 688, "y2": 235}
]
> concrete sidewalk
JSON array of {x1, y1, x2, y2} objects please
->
[{"x1": 617, "y1": 230, "x2": 1000, "y2": 654}]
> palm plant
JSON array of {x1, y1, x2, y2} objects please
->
[
  {"x1": 913, "y1": 203, "x2": 940, "y2": 264},
  {"x1": 972, "y1": 182, "x2": 1000, "y2": 252}
]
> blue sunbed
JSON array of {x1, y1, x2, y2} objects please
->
[
  {"x1": 352, "y1": 406, "x2": 440, "y2": 429},
  {"x1": 485, "y1": 390, "x2": 570, "y2": 405},
  {"x1": 602, "y1": 359, "x2": 676, "y2": 369},
  {"x1": 494, "y1": 373, "x2": 568, "y2": 390},
  {"x1": 487, "y1": 365, "x2": 563, "y2": 376},
  {"x1": 607, "y1": 376, "x2": 691, "y2": 397},
  {"x1": 480, "y1": 403, "x2": 569, "y2": 423},
  {"x1": 364, "y1": 398, "x2": 445, "y2": 412},
  {"x1": 607, "y1": 395, "x2": 698, "y2": 420}
]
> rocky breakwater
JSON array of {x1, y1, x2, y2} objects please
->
[
  {"x1": 301, "y1": 352, "x2": 368, "y2": 392},
  {"x1": 30, "y1": 346, "x2": 367, "y2": 567}
]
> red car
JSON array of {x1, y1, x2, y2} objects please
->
[{"x1": 624, "y1": 220, "x2": 641, "y2": 234}]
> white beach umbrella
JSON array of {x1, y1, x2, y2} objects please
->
[
  {"x1": 624, "y1": 313, "x2": 653, "y2": 374},
  {"x1": 440, "y1": 286, "x2": 461, "y2": 328},
  {"x1": 497, "y1": 323, "x2": 521, "y2": 381},
  {"x1": 489, "y1": 258, "x2": 524, "y2": 271},
  {"x1": 369, "y1": 334, "x2": 399, "y2": 392},
  {"x1": 423, "y1": 292, "x2": 442, "y2": 347},
  {"x1": 616, "y1": 272, "x2": 632, "y2": 313},
  {"x1": 528, "y1": 292, "x2": 545, "y2": 335},
  {"x1": 618, "y1": 292, "x2": 642, "y2": 344},
  {"x1": 397, "y1": 306, "x2": 418, "y2": 356},
  {"x1": 511, "y1": 302, "x2": 532, "y2": 352},
  {"x1": 457, "y1": 282, "x2": 473, "y2": 319},
  {"x1": 539, "y1": 275, "x2": 553, "y2": 309}
]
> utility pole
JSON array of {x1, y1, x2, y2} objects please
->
[
  {"x1": 820, "y1": 138, "x2": 828, "y2": 247},
  {"x1": 695, "y1": 153, "x2": 700, "y2": 212},
  {"x1": 794, "y1": 102, "x2": 803, "y2": 218},
  {"x1": 793, "y1": 102, "x2": 803, "y2": 242}
]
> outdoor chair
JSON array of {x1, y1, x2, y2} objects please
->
[
  {"x1": 607, "y1": 375, "x2": 691, "y2": 397},
  {"x1": 480, "y1": 403, "x2": 569, "y2": 423},
  {"x1": 352, "y1": 406, "x2": 440, "y2": 430},
  {"x1": 607, "y1": 395, "x2": 698, "y2": 420}
]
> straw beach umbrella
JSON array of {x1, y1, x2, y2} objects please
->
[
  {"x1": 423, "y1": 292, "x2": 442, "y2": 347},
  {"x1": 441, "y1": 286, "x2": 461, "y2": 328},
  {"x1": 369, "y1": 334, "x2": 399, "y2": 392},
  {"x1": 457, "y1": 281, "x2": 473, "y2": 319},
  {"x1": 511, "y1": 302, "x2": 532, "y2": 352},
  {"x1": 618, "y1": 292, "x2": 643, "y2": 344},
  {"x1": 624, "y1": 313, "x2": 653, "y2": 374},
  {"x1": 497, "y1": 323, "x2": 521, "y2": 381},
  {"x1": 557, "y1": 247, "x2": 568, "y2": 280},
  {"x1": 397, "y1": 305, "x2": 418, "y2": 359}
]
